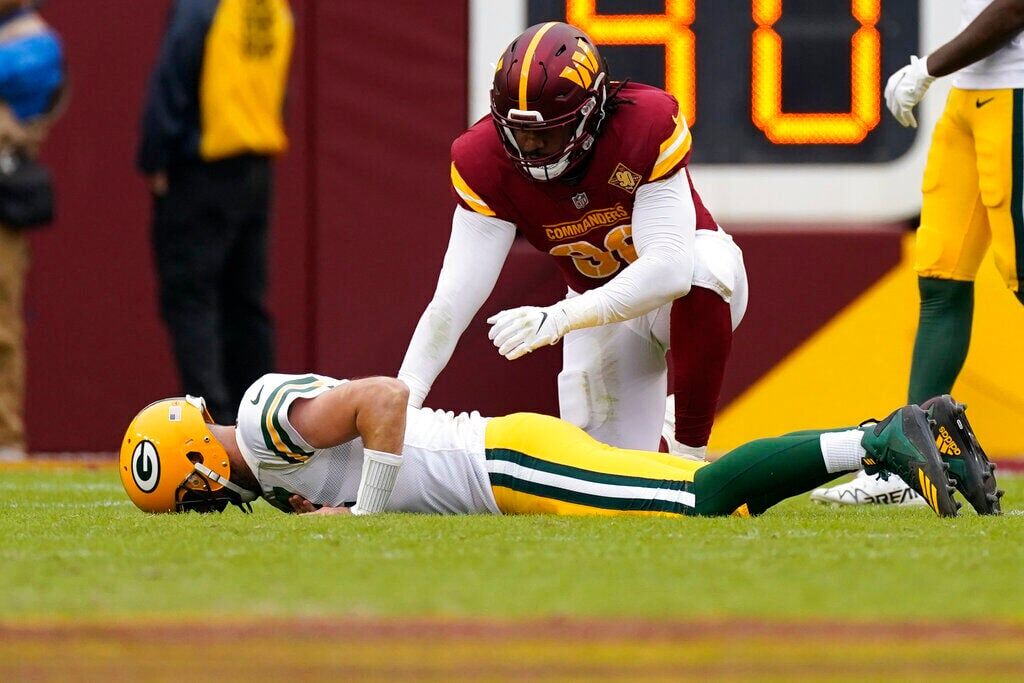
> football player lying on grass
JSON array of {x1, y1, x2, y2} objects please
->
[{"x1": 120, "y1": 373, "x2": 1002, "y2": 519}]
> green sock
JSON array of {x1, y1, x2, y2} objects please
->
[
  {"x1": 693, "y1": 431, "x2": 846, "y2": 516},
  {"x1": 908, "y1": 277, "x2": 974, "y2": 405}
]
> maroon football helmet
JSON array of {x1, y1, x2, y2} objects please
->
[{"x1": 490, "y1": 22, "x2": 609, "y2": 181}]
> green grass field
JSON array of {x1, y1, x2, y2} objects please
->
[{"x1": 2, "y1": 464, "x2": 1022, "y2": 622}]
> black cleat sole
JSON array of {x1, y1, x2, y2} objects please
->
[{"x1": 921, "y1": 395, "x2": 1002, "y2": 515}]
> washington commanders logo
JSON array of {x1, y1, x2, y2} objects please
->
[
  {"x1": 559, "y1": 39, "x2": 600, "y2": 89},
  {"x1": 544, "y1": 204, "x2": 628, "y2": 241},
  {"x1": 608, "y1": 163, "x2": 642, "y2": 194}
]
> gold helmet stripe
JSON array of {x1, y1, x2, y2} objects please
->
[{"x1": 519, "y1": 22, "x2": 558, "y2": 111}]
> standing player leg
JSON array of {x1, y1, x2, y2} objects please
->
[
  {"x1": 0, "y1": 227, "x2": 28, "y2": 458},
  {"x1": 222, "y1": 156, "x2": 275, "y2": 420},
  {"x1": 822, "y1": 89, "x2": 993, "y2": 508},
  {"x1": 910, "y1": 88, "x2": 990, "y2": 405},
  {"x1": 975, "y1": 88, "x2": 1024, "y2": 319},
  {"x1": 152, "y1": 165, "x2": 235, "y2": 423},
  {"x1": 558, "y1": 312, "x2": 668, "y2": 452}
]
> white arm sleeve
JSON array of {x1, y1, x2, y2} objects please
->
[
  {"x1": 398, "y1": 206, "x2": 516, "y2": 407},
  {"x1": 562, "y1": 170, "x2": 696, "y2": 328}
]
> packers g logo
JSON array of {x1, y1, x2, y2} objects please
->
[{"x1": 131, "y1": 441, "x2": 160, "y2": 493}]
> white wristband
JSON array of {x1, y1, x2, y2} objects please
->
[{"x1": 351, "y1": 448, "x2": 402, "y2": 515}]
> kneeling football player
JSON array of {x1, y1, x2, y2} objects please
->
[{"x1": 119, "y1": 373, "x2": 1000, "y2": 519}]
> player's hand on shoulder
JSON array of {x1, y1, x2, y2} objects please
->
[
  {"x1": 884, "y1": 55, "x2": 934, "y2": 128},
  {"x1": 288, "y1": 494, "x2": 353, "y2": 516},
  {"x1": 487, "y1": 305, "x2": 570, "y2": 360}
]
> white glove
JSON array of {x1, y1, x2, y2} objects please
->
[
  {"x1": 486, "y1": 305, "x2": 571, "y2": 360},
  {"x1": 884, "y1": 55, "x2": 935, "y2": 128}
]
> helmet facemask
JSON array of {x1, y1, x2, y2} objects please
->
[
  {"x1": 492, "y1": 72, "x2": 607, "y2": 181},
  {"x1": 173, "y1": 452, "x2": 252, "y2": 513}
]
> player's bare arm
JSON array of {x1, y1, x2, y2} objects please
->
[
  {"x1": 286, "y1": 377, "x2": 408, "y2": 516},
  {"x1": 398, "y1": 207, "x2": 516, "y2": 407},
  {"x1": 928, "y1": 0, "x2": 1024, "y2": 77},
  {"x1": 289, "y1": 376, "x2": 408, "y2": 455}
]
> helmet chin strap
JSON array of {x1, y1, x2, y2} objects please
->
[{"x1": 194, "y1": 462, "x2": 259, "y2": 503}]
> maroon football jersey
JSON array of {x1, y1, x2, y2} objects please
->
[{"x1": 450, "y1": 82, "x2": 717, "y2": 293}]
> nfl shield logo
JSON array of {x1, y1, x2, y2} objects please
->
[{"x1": 572, "y1": 192, "x2": 589, "y2": 210}]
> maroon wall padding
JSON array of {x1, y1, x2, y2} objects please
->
[
  {"x1": 25, "y1": 2, "x2": 311, "y2": 451},
  {"x1": 718, "y1": 227, "x2": 906, "y2": 405},
  {"x1": 425, "y1": 243, "x2": 565, "y2": 418}
]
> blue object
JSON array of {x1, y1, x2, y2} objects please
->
[{"x1": 0, "y1": 30, "x2": 63, "y2": 120}]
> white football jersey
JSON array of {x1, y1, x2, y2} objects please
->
[
  {"x1": 954, "y1": 0, "x2": 1024, "y2": 89},
  {"x1": 235, "y1": 373, "x2": 500, "y2": 515}
]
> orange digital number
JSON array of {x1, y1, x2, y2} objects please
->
[
  {"x1": 550, "y1": 225, "x2": 638, "y2": 279},
  {"x1": 751, "y1": 0, "x2": 881, "y2": 144},
  {"x1": 566, "y1": 0, "x2": 696, "y2": 125},
  {"x1": 565, "y1": 0, "x2": 883, "y2": 146}
]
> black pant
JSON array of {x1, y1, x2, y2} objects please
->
[{"x1": 152, "y1": 155, "x2": 275, "y2": 424}]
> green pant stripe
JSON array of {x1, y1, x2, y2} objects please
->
[
  {"x1": 1012, "y1": 89, "x2": 1024, "y2": 289},
  {"x1": 485, "y1": 447, "x2": 693, "y2": 492},
  {"x1": 487, "y1": 473, "x2": 693, "y2": 515}
]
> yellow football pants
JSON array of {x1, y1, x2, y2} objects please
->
[
  {"x1": 483, "y1": 412, "x2": 707, "y2": 516},
  {"x1": 917, "y1": 87, "x2": 1024, "y2": 291}
]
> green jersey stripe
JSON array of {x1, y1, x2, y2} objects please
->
[
  {"x1": 488, "y1": 473, "x2": 692, "y2": 515},
  {"x1": 485, "y1": 447, "x2": 693, "y2": 493},
  {"x1": 260, "y1": 375, "x2": 321, "y2": 463},
  {"x1": 270, "y1": 386, "x2": 322, "y2": 458}
]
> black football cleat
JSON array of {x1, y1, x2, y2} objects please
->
[
  {"x1": 860, "y1": 405, "x2": 959, "y2": 518},
  {"x1": 920, "y1": 395, "x2": 1003, "y2": 515}
]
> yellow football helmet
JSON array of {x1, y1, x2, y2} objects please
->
[{"x1": 119, "y1": 396, "x2": 256, "y2": 513}]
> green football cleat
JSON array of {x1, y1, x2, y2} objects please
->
[
  {"x1": 920, "y1": 395, "x2": 1003, "y2": 515},
  {"x1": 860, "y1": 405, "x2": 959, "y2": 517}
]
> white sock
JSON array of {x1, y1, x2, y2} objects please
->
[{"x1": 819, "y1": 429, "x2": 868, "y2": 474}]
